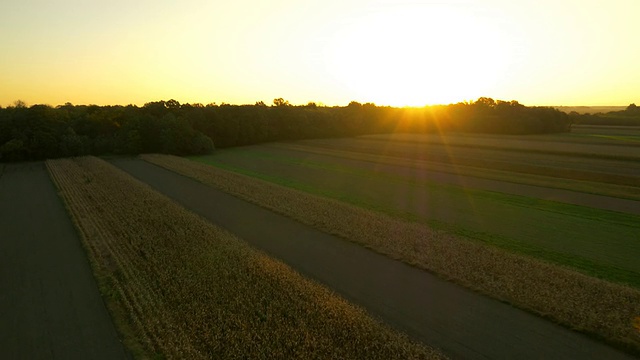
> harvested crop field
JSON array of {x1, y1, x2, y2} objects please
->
[
  {"x1": 143, "y1": 154, "x2": 640, "y2": 356},
  {"x1": 47, "y1": 157, "x2": 442, "y2": 359},
  {"x1": 0, "y1": 162, "x2": 129, "y2": 359},
  {"x1": 115, "y1": 156, "x2": 636, "y2": 359}
]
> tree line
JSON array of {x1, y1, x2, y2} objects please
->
[
  {"x1": 0, "y1": 97, "x2": 571, "y2": 162},
  {"x1": 568, "y1": 103, "x2": 640, "y2": 126}
]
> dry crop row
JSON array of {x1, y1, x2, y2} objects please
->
[
  {"x1": 142, "y1": 154, "x2": 640, "y2": 355},
  {"x1": 47, "y1": 156, "x2": 443, "y2": 360}
]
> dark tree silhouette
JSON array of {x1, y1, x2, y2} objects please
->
[
  {"x1": 0, "y1": 97, "x2": 574, "y2": 162},
  {"x1": 272, "y1": 98, "x2": 290, "y2": 107}
]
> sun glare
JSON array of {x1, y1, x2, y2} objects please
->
[{"x1": 328, "y1": 4, "x2": 508, "y2": 106}]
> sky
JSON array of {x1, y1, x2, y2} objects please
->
[{"x1": 1, "y1": 0, "x2": 638, "y2": 107}]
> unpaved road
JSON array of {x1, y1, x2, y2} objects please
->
[
  {"x1": 0, "y1": 163, "x2": 129, "y2": 359},
  {"x1": 113, "y1": 158, "x2": 637, "y2": 360}
]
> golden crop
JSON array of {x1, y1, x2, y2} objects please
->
[
  {"x1": 142, "y1": 153, "x2": 640, "y2": 353},
  {"x1": 46, "y1": 156, "x2": 443, "y2": 359}
]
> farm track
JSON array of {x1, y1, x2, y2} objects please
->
[
  {"x1": 0, "y1": 162, "x2": 129, "y2": 359},
  {"x1": 117, "y1": 156, "x2": 639, "y2": 360}
]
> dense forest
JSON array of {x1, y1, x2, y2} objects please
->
[
  {"x1": 568, "y1": 103, "x2": 640, "y2": 126},
  {"x1": 0, "y1": 97, "x2": 571, "y2": 162}
]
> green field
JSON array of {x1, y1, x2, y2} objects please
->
[
  {"x1": 189, "y1": 130, "x2": 640, "y2": 288},
  {"x1": 362, "y1": 125, "x2": 640, "y2": 153}
]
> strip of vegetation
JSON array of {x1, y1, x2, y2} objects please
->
[
  {"x1": 188, "y1": 156, "x2": 640, "y2": 285},
  {"x1": 47, "y1": 156, "x2": 443, "y2": 359},
  {"x1": 143, "y1": 154, "x2": 640, "y2": 356}
]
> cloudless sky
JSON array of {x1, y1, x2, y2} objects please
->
[{"x1": 1, "y1": 0, "x2": 638, "y2": 107}]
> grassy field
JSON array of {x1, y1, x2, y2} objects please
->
[
  {"x1": 571, "y1": 125, "x2": 640, "y2": 143},
  {"x1": 47, "y1": 157, "x2": 443, "y2": 359},
  {"x1": 361, "y1": 127, "x2": 640, "y2": 157},
  {"x1": 291, "y1": 138, "x2": 640, "y2": 184},
  {"x1": 144, "y1": 154, "x2": 640, "y2": 355},
  {"x1": 268, "y1": 142, "x2": 640, "y2": 201}
]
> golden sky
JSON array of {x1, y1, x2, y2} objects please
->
[{"x1": 1, "y1": 0, "x2": 638, "y2": 107}]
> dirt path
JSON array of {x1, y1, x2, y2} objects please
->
[
  {"x1": 112, "y1": 158, "x2": 637, "y2": 360},
  {"x1": 0, "y1": 163, "x2": 129, "y2": 359}
]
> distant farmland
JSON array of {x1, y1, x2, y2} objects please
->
[
  {"x1": 556, "y1": 106, "x2": 627, "y2": 114},
  {"x1": 143, "y1": 125, "x2": 640, "y2": 353},
  {"x1": 182, "y1": 126, "x2": 640, "y2": 287}
]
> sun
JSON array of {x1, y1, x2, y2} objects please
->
[{"x1": 328, "y1": 4, "x2": 508, "y2": 106}]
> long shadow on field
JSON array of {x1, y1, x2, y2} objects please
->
[
  {"x1": 111, "y1": 158, "x2": 636, "y2": 360},
  {"x1": 0, "y1": 163, "x2": 130, "y2": 359}
]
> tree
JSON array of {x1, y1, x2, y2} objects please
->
[
  {"x1": 60, "y1": 127, "x2": 89, "y2": 157},
  {"x1": 12, "y1": 100, "x2": 27, "y2": 108},
  {"x1": 165, "y1": 99, "x2": 181, "y2": 109},
  {"x1": 475, "y1": 97, "x2": 496, "y2": 108},
  {"x1": 0, "y1": 139, "x2": 25, "y2": 161},
  {"x1": 272, "y1": 98, "x2": 290, "y2": 107}
]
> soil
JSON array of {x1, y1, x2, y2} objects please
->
[{"x1": 0, "y1": 162, "x2": 130, "y2": 359}]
